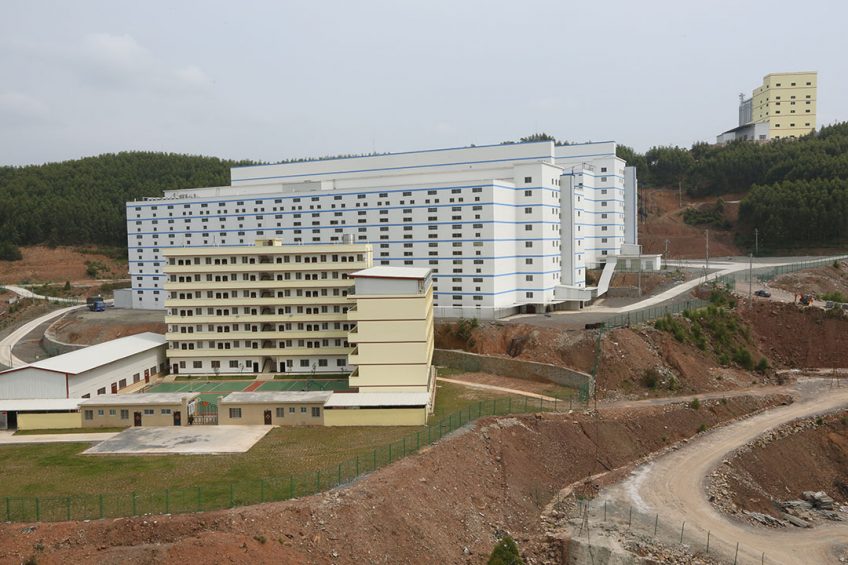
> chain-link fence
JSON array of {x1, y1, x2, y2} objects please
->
[
  {"x1": 603, "y1": 299, "x2": 711, "y2": 330},
  {"x1": 571, "y1": 497, "x2": 778, "y2": 565},
  {"x1": 1, "y1": 394, "x2": 583, "y2": 523}
]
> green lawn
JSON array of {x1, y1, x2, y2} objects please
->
[{"x1": 0, "y1": 382, "x2": 508, "y2": 500}]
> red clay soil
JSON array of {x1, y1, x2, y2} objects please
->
[
  {"x1": 0, "y1": 246, "x2": 127, "y2": 285},
  {"x1": 48, "y1": 310, "x2": 166, "y2": 345},
  {"x1": 0, "y1": 394, "x2": 789, "y2": 565},
  {"x1": 769, "y1": 261, "x2": 848, "y2": 297},
  {"x1": 638, "y1": 188, "x2": 741, "y2": 259},
  {"x1": 721, "y1": 410, "x2": 848, "y2": 516},
  {"x1": 436, "y1": 322, "x2": 766, "y2": 400},
  {"x1": 742, "y1": 301, "x2": 848, "y2": 369}
]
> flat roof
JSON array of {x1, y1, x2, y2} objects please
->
[
  {"x1": 0, "y1": 398, "x2": 83, "y2": 412},
  {"x1": 220, "y1": 391, "x2": 333, "y2": 404},
  {"x1": 79, "y1": 392, "x2": 199, "y2": 406},
  {"x1": 350, "y1": 266, "x2": 431, "y2": 280},
  {"x1": 325, "y1": 391, "x2": 431, "y2": 408},
  {"x1": 10, "y1": 333, "x2": 166, "y2": 376}
]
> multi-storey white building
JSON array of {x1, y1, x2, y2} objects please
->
[{"x1": 127, "y1": 140, "x2": 638, "y2": 319}]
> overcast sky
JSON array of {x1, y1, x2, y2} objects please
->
[{"x1": 1, "y1": 0, "x2": 846, "y2": 166}]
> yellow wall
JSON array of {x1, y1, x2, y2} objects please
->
[
  {"x1": 218, "y1": 403, "x2": 325, "y2": 425},
  {"x1": 81, "y1": 402, "x2": 190, "y2": 427},
  {"x1": 323, "y1": 407, "x2": 427, "y2": 426},
  {"x1": 750, "y1": 72, "x2": 817, "y2": 138},
  {"x1": 17, "y1": 412, "x2": 82, "y2": 430}
]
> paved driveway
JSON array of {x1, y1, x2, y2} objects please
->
[{"x1": 83, "y1": 425, "x2": 272, "y2": 455}]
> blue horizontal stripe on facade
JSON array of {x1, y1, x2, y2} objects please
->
[
  {"x1": 135, "y1": 286, "x2": 559, "y2": 297},
  {"x1": 128, "y1": 182, "x2": 562, "y2": 209},
  {"x1": 129, "y1": 219, "x2": 563, "y2": 238}
]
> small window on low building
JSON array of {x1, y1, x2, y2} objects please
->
[
  {"x1": 97, "y1": 409, "x2": 104, "y2": 416},
  {"x1": 144, "y1": 409, "x2": 155, "y2": 415},
  {"x1": 120, "y1": 410, "x2": 129, "y2": 420},
  {"x1": 289, "y1": 407, "x2": 296, "y2": 413},
  {"x1": 276, "y1": 407, "x2": 285, "y2": 418},
  {"x1": 161, "y1": 408, "x2": 172, "y2": 415},
  {"x1": 300, "y1": 407, "x2": 307, "y2": 414},
  {"x1": 84, "y1": 410, "x2": 93, "y2": 420},
  {"x1": 311, "y1": 407, "x2": 321, "y2": 418},
  {"x1": 109, "y1": 409, "x2": 116, "y2": 416},
  {"x1": 229, "y1": 408, "x2": 242, "y2": 419}
]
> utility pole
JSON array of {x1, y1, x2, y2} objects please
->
[
  {"x1": 749, "y1": 253, "x2": 753, "y2": 309},
  {"x1": 678, "y1": 180, "x2": 682, "y2": 208},
  {"x1": 705, "y1": 229, "x2": 710, "y2": 274},
  {"x1": 754, "y1": 228, "x2": 759, "y2": 256},
  {"x1": 664, "y1": 239, "x2": 670, "y2": 270}
]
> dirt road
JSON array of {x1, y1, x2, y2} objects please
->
[{"x1": 597, "y1": 381, "x2": 848, "y2": 564}]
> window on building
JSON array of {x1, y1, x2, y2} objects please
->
[
  {"x1": 84, "y1": 410, "x2": 93, "y2": 420},
  {"x1": 120, "y1": 409, "x2": 129, "y2": 420},
  {"x1": 229, "y1": 408, "x2": 242, "y2": 419},
  {"x1": 300, "y1": 407, "x2": 307, "y2": 413},
  {"x1": 144, "y1": 409, "x2": 155, "y2": 415},
  {"x1": 524, "y1": 176, "x2": 532, "y2": 183},
  {"x1": 276, "y1": 407, "x2": 285, "y2": 418},
  {"x1": 312, "y1": 407, "x2": 321, "y2": 417},
  {"x1": 161, "y1": 408, "x2": 172, "y2": 415}
]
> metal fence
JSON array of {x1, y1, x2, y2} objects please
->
[
  {"x1": 603, "y1": 299, "x2": 711, "y2": 330},
  {"x1": 572, "y1": 497, "x2": 779, "y2": 565},
  {"x1": 1, "y1": 395, "x2": 582, "y2": 523}
]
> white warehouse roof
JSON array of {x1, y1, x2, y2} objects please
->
[
  {"x1": 14, "y1": 333, "x2": 166, "y2": 376},
  {"x1": 350, "y1": 266, "x2": 431, "y2": 280},
  {"x1": 0, "y1": 398, "x2": 83, "y2": 412},
  {"x1": 324, "y1": 392, "x2": 431, "y2": 408}
]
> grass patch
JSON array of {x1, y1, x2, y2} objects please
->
[
  {"x1": 0, "y1": 382, "x2": 501, "y2": 499},
  {"x1": 14, "y1": 427, "x2": 128, "y2": 436}
]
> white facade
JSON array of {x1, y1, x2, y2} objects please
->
[
  {"x1": 0, "y1": 333, "x2": 167, "y2": 400},
  {"x1": 126, "y1": 141, "x2": 638, "y2": 319}
]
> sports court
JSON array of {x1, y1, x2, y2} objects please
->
[{"x1": 147, "y1": 379, "x2": 349, "y2": 412}]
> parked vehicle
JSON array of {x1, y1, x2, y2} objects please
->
[
  {"x1": 754, "y1": 289, "x2": 771, "y2": 298},
  {"x1": 88, "y1": 299, "x2": 105, "y2": 312}
]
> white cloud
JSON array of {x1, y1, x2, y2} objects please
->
[
  {"x1": 0, "y1": 91, "x2": 50, "y2": 126},
  {"x1": 73, "y1": 33, "x2": 212, "y2": 93}
]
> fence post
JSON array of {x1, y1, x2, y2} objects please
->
[
  {"x1": 508, "y1": 397, "x2": 512, "y2": 413},
  {"x1": 603, "y1": 500, "x2": 607, "y2": 521},
  {"x1": 290, "y1": 476, "x2": 295, "y2": 499},
  {"x1": 355, "y1": 455, "x2": 360, "y2": 476},
  {"x1": 337, "y1": 463, "x2": 342, "y2": 485},
  {"x1": 373, "y1": 449, "x2": 377, "y2": 470},
  {"x1": 706, "y1": 531, "x2": 710, "y2": 553},
  {"x1": 5, "y1": 497, "x2": 9, "y2": 522},
  {"x1": 389, "y1": 443, "x2": 392, "y2": 463},
  {"x1": 402, "y1": 436, "x2": 407, "y2": 456},
  {"x1": 66, "y1": 497, "x2": 71, "y2": 521},
  {"x1": 734, "y1": 542, "x2": 739, "y2": 565},
  {"x1": 166, "y1": 488, "x2": 171, "y2": 513},
  {"x1": 99, "y1": 494, "x2": 104, "y2": 519},
  {"x1": 35, "y1": 497, "x2": 39, "y2": 522},
  {"x1": 654, "y1": 514, "x2": 658, "y2": 536},
  {"x1": 628, "y1": 506, "x2": 632, "y2": 528},
  {"x1": 416, "y1": 431, "x2": 420, "y2": 451},
  {"x1": 679, "y1": 521, "x2": 685, "y2": 543},
  {"x1": 131, "y1": 492, "x2": 137, "y2": 516},
  {"x1": 316, "y1": 470, "x2": 320, "y2": 493},
  {"x1": 197, "y1": 486, "x2": 202, "y2": 511}
]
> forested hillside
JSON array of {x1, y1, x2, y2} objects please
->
[
  {"x1": 619, "y1": 122, "x2": 848, "y2": 249},
  {"x1": 0, "y1": 152, "x2": 254, "y2": 252}
]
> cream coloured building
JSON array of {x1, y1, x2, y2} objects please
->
[
  {"x1": 80, "y1": 393, "x2": 199, "y2": 428},
  {"x1": 718, "y1": 71, "x2": 817, "y2": 143},
  {"x1": 163, "y1": 239, "x2": 372, "y2": 376},
  {"x1": 347, "y1": 267, "x2": 434, "y2": 394}
]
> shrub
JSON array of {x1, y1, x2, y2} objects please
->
[
  {"x1": 642, "y1": 368, "x2": 661, "y2": 389},
  {"x1": 821, "y1": 291, "x2": 847, "y2": 303},
  {"x1": 488, "y1": 536, "x2": 524, "y2": 565},
  {"x1": 732, "y1": 348, "x2": 754, "y2": 370},
  {"x1": 0, "y1": 241, "x2": 22, "y2": 261},
  {"x1": 63, "y1": 281, "x2": 71, "y2": 291},
  {"x1": 253, "y1": 535, "x2": 267, "y2": 544},
  {"x1": 697, "y1": 423, "x2": 708, "y2": 433},
  {"x1": 690, "y1": 398, "x2": 701, "y2": 410},
  {"x1": 755, "y1": 357, "x2": 769, "y2": 374},
  {"x1": 815, "y1": 417, "x2": 824, "y2": 426}
]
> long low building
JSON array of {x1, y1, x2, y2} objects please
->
[
  {"x1": 0, "y1": 398, "x2": 83, "y2": 430},
  {"x1": 0, "y1": 333, "x2": 167, "y2": 400},
  {"x1": 80, "y1": 393, "x2": 199, "y2": 427}
]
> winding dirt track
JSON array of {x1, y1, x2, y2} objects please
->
[{"x1": 598, "y1": 383, "x2": 848, "y2": 564}]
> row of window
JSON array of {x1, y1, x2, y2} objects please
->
[{"x1": 228, "y1": 406, "x2": 321, "y2": 419}]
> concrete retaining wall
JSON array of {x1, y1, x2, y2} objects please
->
[
  {"x1": 433, "y1": 349, "x2": 593, "y2": 400},
  {"x1": 606, "y1": 286, "x2": 641, "y2": 298}
]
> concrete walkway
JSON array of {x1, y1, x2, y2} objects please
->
[
  {"x1": 0, "y1": 430, "x2": 118, "y2": 444},
  {"x1": 4, "y1": 285, "x2": 86, "y2": 304},
  {"x1": 437, "y1": 376, "x2": 558, "y2": 401},
  {"x1": 0, "y1": 304, "x2": 85, "y2": 368}
]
